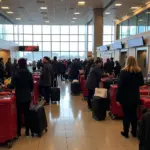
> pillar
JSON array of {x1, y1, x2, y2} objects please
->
[{"x1": 93, "y1": 8, "x2": 103, "y2": 59}]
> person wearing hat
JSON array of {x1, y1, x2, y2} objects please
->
[
  {"x1": 8, "y1": 58, "x2": 34, "y2": 137},
  {"x1": 40, "y1": 56, "x2": 53, "y2": 105}
]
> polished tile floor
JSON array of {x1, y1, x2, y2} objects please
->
[{"x1": 0, "y1": 80, "x2": 139, "y2": 150}]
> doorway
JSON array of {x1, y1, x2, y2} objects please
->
[
  {"x1": 120, "y1": 51, "x2": 127, "y2": 68},
  {"x1": 137, "y1": 50, "x2": 147, "y2": 77}
]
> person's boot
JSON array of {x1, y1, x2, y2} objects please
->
[
  {"x1": 25, "y1": 128, "x2": 30, "y2": 137},
  {"x1": 131, "y1": 131, "x2": 136, "y2": 137},
  {"x1": 121, "y1": 131, "x2": 129, "y2": 138}
]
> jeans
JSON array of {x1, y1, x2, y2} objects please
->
[
  {"x1": 122, "y1": 104, "x2": 138, "y2": 134},
  {"x1": 87, "y1": 89, "x2": 95, "y2": 109},
  {"x1": 16, "y1": 102, "x2": 30, "y2": 135}
]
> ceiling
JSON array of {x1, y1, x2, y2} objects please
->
[
  {"x1": 0, "y1": 0, "x2": 111, "y2": 25},
  {"x1": 104, "y1": 0, "x2": 150, "y2": 25}
]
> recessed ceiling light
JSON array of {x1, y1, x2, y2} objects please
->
[
  {"x1": 73, "y1": 18, "x2": 77, "y2": 20},
  {"x1": 40, "y1": 7, "x2": 47, "y2": 10},
  {"x1": 115, "y1": 3, "x2": 122, "y2": 6},
  {"x1": 105, "y1": 12, "x2": 110, "y2": 14},
  {"x1": 1, "y1": 6, "x2": 9, "y2": 10},
  {"x1": 7, "y1": 11, "x2": 14, "y2": 14},
  {"x1": 131, "y1": 7, "x2": 140, "y2": 9},
  {"x1": 74, "y1": 12, "x2": 80, "y2": 15},
  {"x1": 16, "y1": 18, "x2": 21, "y2": 20},
  {"x1": 78, "y1": 1, "x2": 85, "y2": 6},
  {"x1": 45, "y1": 20, "x2": 50, "y2": 23}
]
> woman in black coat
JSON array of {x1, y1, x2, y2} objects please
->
[
  {"x1": 116, "y1": 56, "x2": 144, "y2": 138},
  {"x1": 8, "y1": 58, "x2": 33, "y2": 137}
]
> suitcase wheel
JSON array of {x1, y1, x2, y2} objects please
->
[
  {"x1": 7, "y1": 140, "x2": 13, "y2": 149},
  {"x1": 108, "y1": 112, "x2": 116, "y2": 120}
]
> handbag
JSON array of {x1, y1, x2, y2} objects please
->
[{"x1": 94, "y1": 88, "x2": 107, "y2": 98}]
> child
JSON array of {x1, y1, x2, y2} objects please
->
[{"x1": 138, "y1": 108, "x2": 150, "y2": 150}]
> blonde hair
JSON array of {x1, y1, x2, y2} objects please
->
[{"x1": 123, "y1": 56, "x2": 141, "y2": 73}]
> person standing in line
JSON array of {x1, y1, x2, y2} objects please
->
[
  {"x1": 114, "y1": 61, "x2": 121, "y2": 78},
  {"x1": 8, "y1": 58, "x2": 33, "y2": 137},
  {"x1": 116, "y1": 56, "x2": 144, "y2": 138},
  {"x1": 0, "y1": 58, "x2": 4, "y2": 83},
  {"x1": 32, "y1": 61, "x2": 36, "y2": 72},
  {"x1": 12, "y1": 59, "x2": 18, "y2": 76},
  {"x1": 40, "y1": 56, "x2": 53, "y2": 105},
  {"x1": 5, "y1": 58, "x2": 12, "y2": 78}
]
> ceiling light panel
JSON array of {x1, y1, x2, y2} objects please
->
[
  {"x1": 40, "y1": 7, "x2": 47, "y2": 10},
  {"x1": 115, "y1": 3, "x2": 122, "y2": 6},
  {"x1": 16, "y1": 18, "x2": 21, "y2": 20},
  {"x1": 105, "y1": 12, "x2": 110, "y2": 14},
  {"x1": 73, "y1": 18, "x2": 77, "y2": 19},
  {"x1": 7, "y1": 11, "x2": 14, "y2": 14},
  {"x1": 1, "y1": 6, "x2": 9, "y2": 10},
  {"x1": 131, "y1": 7, "x2": 140, "y2": 9},
  {"x1": 74, "y1": 12, "x2": 80, "y2": 15},
  {"x1": 78, "y1": 1, "x2": 85, "y2": 6}
]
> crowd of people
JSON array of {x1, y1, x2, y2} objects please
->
[{"x1": 0, "y1": 55, "x2": 150, "y2": 150}]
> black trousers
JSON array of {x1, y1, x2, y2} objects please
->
[
  {"x1": 16, "y1": 102, "x2": 30, "y2": 134},
  {"x1": 61, "y1": 73, "x2": 65, "y2": 80},
  {"x1": 122, "y1": 104, "x2": 138, "y2": 134},
  {"x1": 87, "y1": 89, "x2": 95, "y2": 109},
  {"x1": 40, "y1": 86, "x2": 50, "y2": 103}
]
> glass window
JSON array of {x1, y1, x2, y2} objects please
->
[
  {"x1": 104, "y1": 25, "x2": 112, "y2": 34},
  {"x1": 4, "y1": 25, "x2": 13, "y2": 34},
  {"x1": 79, "y1": 42, "x2": 85, "y2": 51},
  {"x1": 16, "y1": 52, "x2": 24, "y2": 59},
  {"x1": 19, "y1": 42, "x2": 23, "y2": 46},
  {"x1": 103, "y1": 41, "x2": 112, "y2": 45},
  {"x1": 79, "y1": 35, "x2": 85, "y2": 41},
  {"x1": 33, "y1": 42, "x2": 42, "y2": 51},
  {"x1": 43, "y1": 35, "x2": 51, "y2": 41},
  {"x1": 79, "y1": 52, "x2": 85, "y2": 60},
  {"x1": 42, "y1": 25, "x2": 51, "y2": 34},
  {"x1": 43, "y1": 52, "x2": 51, "y2": 58},
  {"x1": 121, "y1": 20, "x2": 129, "y2": 37},
  {"x1": 129, "y1": 16, "x2": 137, "y2": 35},
  {"x1": 24, "y1": 35, "x2": 32, "y2": 41},
  {"x1": 33, "y1": 52, "x2": 43, "y2": 61},
  {"x1": 33, "y1": 35, "x2": 42, "y2": 41},
  {"x1": 52, "y1": 35, "x2": 60, "y2": 41},
  {"x1": 88, "y1": 42, "x2": 92, "y2": 51},
  {"x1": 33, "y1": 25, "x2": 42, "y2": 34},
  {"x1": 14, "y1": 25, "x2": 18, "y2": 34},
  {"x1": 70, "y1": 52, "x2": 78, "y2": 59},
  {"x1": 138, "y1": 11, "x2": 147, "y2": 33},
  {"x1": 24, "y1": 52, "x2": 33, "y2": 63},
  {"x1": 70, "y1": 26, "x2": 78, "y2": 34},
  {"x1": 52, "y1": 52, "x2": 60, "y2": 59},
  {"x1": 103, "y1": 35, "x2": 112, "y2": 41},
  {"x1": 61, "y1": 26, "x2": 69, "y2": 34},
  {"x1": 70, "y1": 35, "x2": 78, "y2": 41},
  {"x1": 19, "y1": 25, "x2": 23, "y2": 34},
  {"x1": 24, "y1": 42, "x2": 33, "y2": 46},
  {"x1": 61, "y1": 42, "x2": 69, "y2": 51},
  {"x1": 5, "y1": 34, "x2": 13, "y2": 41},
  {"x1": 88, "y1": 25, "x2": 93, "y2": 34},
  {"x1": 61, "y1": 35, "x2": 69, "y2": 41},
  {"x1": 79, "y1": 25, "x2": 86, "y2": 34},
  {"x1": 61, "y1": 52, "x2": 69, "y2": 59},
  {"x1": 24, "y1": 25, "x2": 32, "y2": 34},
  {"x1": 19, "y1": 35, "x2": 23, "y2": 41},
  {"x1": 52, "y1": 25, "x2": 60, "y2": 34},
  {"x1": 88, "y1": 35, "x2": 92, "y2": 41},
  {"x1": 70, "y1": 42, "x2": 78, "y2": 51},
  {"x1": 14, "y1": 35, "x2": 18, "y2": 41},
  {"x1": 43, "y1": 42, "x2": 51, "y2": 51},
  {"x1": 0, "y1": 25, "x2": 3, "y2": 34},
  {"x1": 52, "y1": 42, "x2": 60, "y2": 51}
]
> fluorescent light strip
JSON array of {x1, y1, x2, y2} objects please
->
[
  {"x1": 16, "y1": 18, "x2": 21, "y2": 20},
  {"x1": 105, "y1": 12, "x2": 110, "y2": 14},
  {"x1": 73, "y1": 18, "x2": 77, "y2": 20},
  {"x1": 115, "y1": 3, "x2": 122, "y2": 6},
  {"x1": 74, "y1": 12, "x2": 80, "y2": 15},
  {"x1": 7, "y1": 11, "x2": 14, "y2": 14},
  {"x1": 40, "y1": 7, "x2": 47, "y2": 10},
  {"x1": 45, "y1": 20, "x2": 50, "y2": 23},
  {"x1": 131, "y1": 7, "x2": 140, "y2": 9},
  {"x1": 1, "y1": 6, "x2": 9, "y2": 10},
  {"x1": 78, "y1": 1, "x2": 85, "y2": 6}
]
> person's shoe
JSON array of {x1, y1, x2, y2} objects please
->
[
  {"x1": 25, "y1": 131, "x2": 30, "y2": 137},
  {"x1": 121, "y1": 131, "x2": 129, "y2": 138},
  {"x1": 131, "y1": 131, "x2": 136, "y2": 137}
]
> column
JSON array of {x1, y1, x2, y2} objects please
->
[{"x1": 93, "y1": 8, "x2": 103, "y2": 59}]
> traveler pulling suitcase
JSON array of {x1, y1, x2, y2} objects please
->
[
  {"x1": 92, "y1": 88, "x2": 107, "y2": 121},
  {"x1": 0, "y1": 95, "x2": 17, "y2": 148},
  {"x1": 29, "y1": 105, "x2": 47, "y2": 137},
  {"x1": 71, "y1": 80, "x2": 80, "y2": 95}
]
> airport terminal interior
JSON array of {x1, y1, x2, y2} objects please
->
[{"x1": 1, "y1": 0, "x2": 150, "y2": 150}]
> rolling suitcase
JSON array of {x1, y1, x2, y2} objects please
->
[
  {"x1": 51, "y1": 87, "x2": 60, "y2": 102},
  {"x1": 29, "y1": 105, "x2": 47, "y2": 137},
  {"x1": 71, "y1": 80, "x2": 80, "y2": 95},
  {"x1": 82, "y1": 80, "x2": 88, "y2": 100},
  {"x1": 32, "y1": 81, "x2": 39, "y2": 105},
  {"x1": 92, "y1": 96, "x2": 107, "y2": 121},
  {"x1": 79, "y1": 75, "x2": 85, "y2": 92},
  {"x1": 0, "y1": 95, "x2": 17, "y2": 148},
  {"x1": 109, "y1": 85, "x2": 124, "y2": 119}
]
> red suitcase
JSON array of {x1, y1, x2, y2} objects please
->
[
  {"x1": 82, "y1": 80, "x2": 88, "y2": 100},
  {"x1": 33, "y1": 75, "x2": 40, "y2": 82},
  {"x1": 32, "y1": 81, "x2": 39, "y2": 105},
  {"x1": 80, "y1": 75, "x2": 85, "y2": 91},
  {"x1": 0, "y1": 95, "x2": 17, "y2": 148},
  {"x1": 138, "y1": 96, "x2": 150, "y2": 120},
  {"x1": 109, "y1": 85, "x2": 124, "y2": 119},
  {"x1": 140, "y1": 89, "x2": 150, "y2": 96}
]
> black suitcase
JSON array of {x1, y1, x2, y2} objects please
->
[
  {"x1": 71, "y1": 81, "x2": 80, "y2": 95},
  {"x1": 92, "y1": 96, "x2": 107, "y2": 121},
  {"x1": 51, "y1": 87, "x2": 60, "y2": 102},
  {"x1": 29, "y1": 105, "x2": 47, "y2": 137}
]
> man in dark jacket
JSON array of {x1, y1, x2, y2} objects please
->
[
  {"x1": 0, "y1": 58, "x2": 4, "y2": 83},
  {"x1": 12, "y1": 59, "x2": 18, "y2": 76},
  {"x1": 139, "y1": 109, "x2": 150, "y2": 150},
  {"x1": 8, "y1": 58, "x2": 33, "y2": 137},
  {"x1": 40, "y1": 56, "x2": 53, "y2": 105},
  {"x1": 5, "y1": 58, "x2": 12, "y2": 78},
  {"x1": 104, "y1": 58, "x2": 113, "y2": 74}
]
